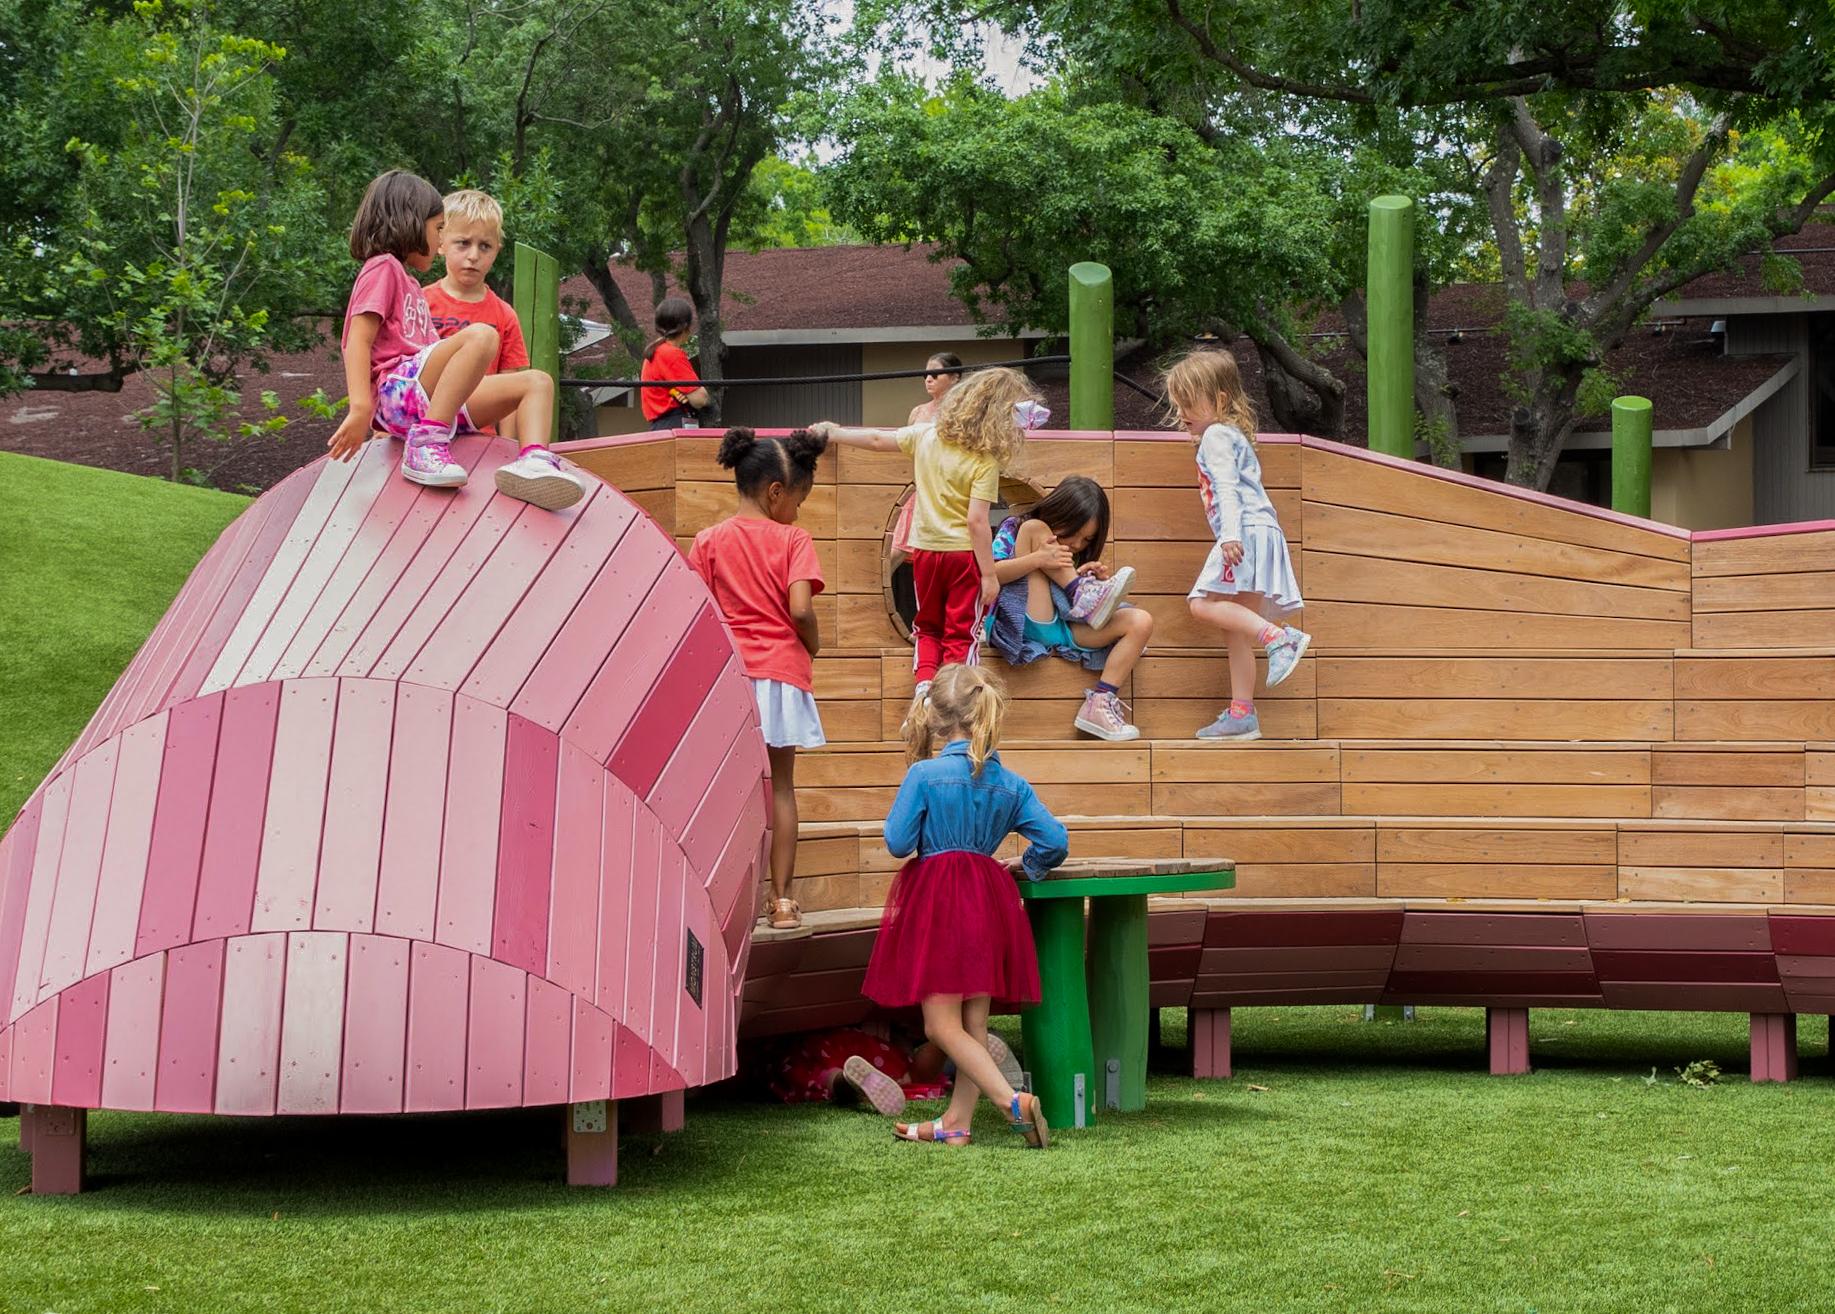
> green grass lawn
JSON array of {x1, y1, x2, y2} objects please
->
[{"x1": 5, "y1": 454, "x2": 1835, "y2": 1312}]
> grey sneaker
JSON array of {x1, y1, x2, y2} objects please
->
[
  {"x1": 1264, "y1": 625, "x2": 1311, "y2": 688},
  {"x1": 1067, "y1": 566, "x2": 1135, "y2": 629},
  {"x1": 1196, "y1": 708, "x2": 1261, "y2": 741},
  {"x1": 1074, "y1": 689, "x2": 1141, "y2": 741}
]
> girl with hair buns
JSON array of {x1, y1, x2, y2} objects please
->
[
  {"x1": 687, "y1": 427, "x2": 830, "y2": 929},
  {"x1": 861, "y1": 663, "x2": 1065, "y2": 1148}
]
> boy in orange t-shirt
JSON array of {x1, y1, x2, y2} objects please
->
[{"x1": 425, "y1": 189, "x2": 529, "y2": 436}]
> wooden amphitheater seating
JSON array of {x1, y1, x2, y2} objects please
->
[{"x1": 561, "y1": 427, "x2": 1835, "y2": 1086}]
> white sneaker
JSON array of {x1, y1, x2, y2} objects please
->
[
  {"x1": 495, "y1": 447, "x2": 585, "y2": 510},
  {"x1": 401, "y1": 437, "x2": 467, "y2": 488}
]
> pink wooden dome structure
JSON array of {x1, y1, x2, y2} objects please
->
[{"x1": 0, "y1": 437, "x2": 769, "y2": 1190}]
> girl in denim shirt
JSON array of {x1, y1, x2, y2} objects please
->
[{"x1": 861, "y1": 664, "x2": 1067, "y2": 1148}]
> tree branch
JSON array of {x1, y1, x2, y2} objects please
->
[{"x1": 1587, "y1": 113, "x2": 1732, "y2": 317}]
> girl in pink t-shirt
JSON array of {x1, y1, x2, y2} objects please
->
[
  {"x1": 326, "y1": 170, "x2": 584, "y2": 510},
  {"x1": 687, "y1": 427, "x2": 829, "y2": 930}
]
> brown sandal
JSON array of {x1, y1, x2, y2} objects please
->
[{"x1": 769, "y1": 896, "x2": 802, "y2": 929}]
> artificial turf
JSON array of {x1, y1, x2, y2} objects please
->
[{"x1": 4, "y1": 453, "x2": 1834, "y2": 1312}]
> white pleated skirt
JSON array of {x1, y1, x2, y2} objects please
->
[
  {"x1": 1188, "y1": 524, "x2": 1304, "y2": 617},
  {"x1": 751, "y1": 678, "x2": 827, "y2": 749}
]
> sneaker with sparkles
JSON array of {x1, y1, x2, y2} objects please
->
[
  {"x1": 495, "y1": 447, "x2": 586, "y2": 510},
  {"x1": 1195, "y1": 707, "x2": 1261, "y2": 742},
  {"x1": 1066, "y1": 565, "x2": 1135, "y2": 629},
  {"x1": 1263, "y1": 624, "x2": 1311, "y2": 688},
  {"x1": 401, "y1": 432, "x2": 467, "y2": 488},
  {"x1": 1074, "y1": 689, "x2": 1141, "y2": 742}
]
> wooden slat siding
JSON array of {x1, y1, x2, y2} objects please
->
[
  {"x1": 0, "y1": 796, "x2": 45, "y2": 1027},
  {"x1": 679, "y1": 482, "x2": 839, "y2": 538},
  {"x1": 1694, "y1": 529, "x2": 1835, "y2": 577},
  {"x1": 191, "y1": 682, "x2": 284, "y2": 939},
  {"x1": 647, "y1": 658, "x2": 754, "y2": 842},
  {"x1": 1676, "y1": 654, "x2": 1835, "y2": 700},
  {"x1": 1601, "y1": 982, "x2": 1789, "y2": 1012},
  {"x1": 608, "y1": 607, "x2": 732, "y2": 798},
  {"x1": 1201, "y1": 944, "x2": 1396, "y2": 974},
  {"x1": 674, "y1": 434, "x2": 840, "y2": 485},
  {"x1": 1307, "y1": 600, "x2": 1688, "y2": 652},
  {"x1": 1378, "y1": 825, "x2": 1617, "y2": 865},
  {"x1": 1344, "y1": 747, "x2": 1651, "y2": 784},
  {"x1": 563, "y1": 560, "x2": 708, "y2": 763},
  {"x1": 1401, "y1": 911, "x2": 1589, "y2": 946},
  {"x1": 523, "y1": 976, "x2": 573, "y2": 1105},
  {"x1": 1379, "y1": 864, "x2": 1618, "y2": 899},
  {"x1": 594, "y1": 785, "x2": 637, "y2": 1026},
  {"x1": 37, "y1": 739, "x2": 119, "y2": 1004},
  {"x1": 1204, "y1": 907, "x2": 1403, "y2": 947},
  {"x1": 1697, "y1": 571, "x2": 1835, "y2": 613},
  {"x1": 1594, "y1": 949, "x2": 1779, "y2": 984},
  {"x1": 1654, "y1": 788, "x2": 1804, "y2": 822},
  {"x1": 373, "y1": 684, "x2": 453, "y2": 941},
  {"x1": 102, "y1": 954, "x2": 165, "y2": 1110},
  {"x1": 133, "y1": 692, "x2": 224, "y2": 957},
  {"x1": 276, "y1": 932, "x2": 347, "y2": 1114},
  {"x1": 435, "y1": 696, "x2": 508, "y2": 955},
  {"x1": 706, "y1": 786, "x2": 770, "y2": 965},
  {"x1": 1693, "y1": 611, "x2": 1835, "y2": 647},
  {"x1": 626, "y1": 487, "x2": 676, "y2": 534},
  {"x1": 1680, "y1": 702, "x2": 1835, "y2": 742},
  {"x1": 340, "y1": 934, "x2": 409, "y2": 1114},
  {"x1": 548, "y1": 743, "x2": 606, "y2": 1000},
  {"x1": 1154, "y1": 783, "x2": 1340, "y2": 818},
  {"x1": 565, "y1": 436, "x2": 675, "y2": 492},
  {"x1": 1321, "y1": 654, "x2": 1672, "y2": 699},
  {"x1": 248, "y1": 680, "x2": 338, "y2": 934},
  {"x1": 1305, "y1": 551, "x2": 1689, "y2": 622},
  {"x1": 9, "y1": 998, "x2": 57, "y2": 1103},
  {"x1": 1393, "y1": 944, "x2": 1594, "y2": 972},
  {"x1": 155, "y1": 940, "x2": 224, "y2": 1113},
  {"x1": 570, "y1": 996, "x2": 616, "y2": 1102},
  {"x1": 404, "y1": 941, "x2": 469, "y2": 1113},
  {"x1": 1321, "y1": 699, "x2": 1673, "y2": 742},
  {"x1": 1620, "y1": 867, "x2": 1785, "y2": 902},
  {"x1": 87, "y1": 714, "x2": 167, "y2": 975},
  {"x1": 493, "y1": 715, "x2": 560, "y2": 976},
  {"x1": 465, "y1": 955, "x2": 526, "y2": 1109},
  {"x1": 214, "y1": 932, "x2": 286, "y2": 1115},
  {"x1": 312, "y1": 680, "x2": 394, "y2": 932},
  {"x1": 1118, "y1": 437, "x2": 1295, "y2": 490},
  {"x1": 1586, "y1": 912, "x2": 1771, "y2": 952},
  {"x1": 51, "y1": 970, "x2": 109, "y2": 1108},
  {"x1": 613, "y1": 807, "x2": 663, "y2": 1098},
  {"x1": 1112, "y1": 487, "x2": 1304, "y2": 545}
]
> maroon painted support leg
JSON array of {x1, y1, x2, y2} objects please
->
[
  {"x1": 622, "y1": 1089, "x2": 686, "y2": 1134},
  {"x1": 566, "y1": 1101, "x2": 618, "y2": 1187},
  {"x1": 1486, "y1": 1007, "x2": 1530, "y2": 1075},
  {"x1": 17, "y1": 1103, "x2": 30, "y2": 1151},
  {"x1": 1749, "y1": 1013, "x2": 1798, "y2": 1083},
  {"x1": 1190, "y1": 1007, "x2": 1231, "y2": 1079},
  {"x1": 25, "y1": 1106, "x2": 86, "y2": 1194}
]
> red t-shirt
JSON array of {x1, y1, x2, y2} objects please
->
[
  {"x1": 424, "y1": 283, "x2": 530, "y2": 374},
  {"x1": 687, "y1": 516, "x2": 825, "y2": 691},
  {"x1": 641, "y1": 339, "x2": 698, "y2": 422},
  {"x1": 342, "y1": 254, "x2": 438, "y2": 393}
]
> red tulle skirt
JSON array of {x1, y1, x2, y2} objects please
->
[{"x1": 862, "y1": 851, "x2": 1041, "y2": 1008}]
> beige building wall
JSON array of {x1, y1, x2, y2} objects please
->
[
  {"x1": 592, "y1": 395, "x2": 649, "y2": 438},
  {"x1": 861, "y1": 338, "x2": 1027, "y2": 427},
  {"x1": 1651, "y1": 415, "x2": 1756, "y2": 530}
]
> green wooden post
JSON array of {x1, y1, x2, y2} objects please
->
[
  {"x1": 1612, "y1": 395, "x2": 1654, "y2": 518},
  {"x1": 1068, "y1": 262, "x2": 1114, "y2": 431},
  {"x1": 513, "y1": 241, "x2": 562, "y2": 434},
  {"x1": 1086, "y1": 895, "x2": 1150, "y2": 1112},
  {"x1": 1020, "y1": 898, "x2": 1097, "y2": 1129},
  {"x1": 1366, "y1": 196, "x2": 1416, "y2": 459}
]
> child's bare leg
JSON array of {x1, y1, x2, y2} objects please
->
[
  {"x1": 1190, "y1": 592, "x2": 1269, "y2": 704},
  {"x1": 920, "y1": 994, "x2": 1016, "y2": 1129},
  {"x1": 1071, "y1": 606, "x2": 1153, "y2": 685},
  {"x1": 465, "y1": 368, "x2": 557, "y2": 444},
  {"x1": 1014, "y1": 518, "x2": 1080, "y2": 591},
  {"x1": 766, "y1": 746, "x2": 798, "y2": 905},
  {"x1": 415, "y1": 323, "x2": 498, "y2": 424}
]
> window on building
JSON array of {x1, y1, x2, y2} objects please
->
[{"x1": 1810, "y1": 314, "x2": 1835, "y2": 470}]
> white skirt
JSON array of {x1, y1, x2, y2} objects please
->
[
  {"x1": 1188, "y1": 523, "x2": 1304, "y2": 617},
  {"x1": 751, "y1": 678, "x2": 826, "y2": 749}
]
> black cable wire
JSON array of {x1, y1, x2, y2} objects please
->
[{"x1": 557, "y1": 353, "x2": 1069, "y2": 389}]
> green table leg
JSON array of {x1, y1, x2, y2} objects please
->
[
  {"x1": 1020, "y1": 896, "x2": 1095, "y2": 1129},
  {"x1": 1087, "y1": 893, "x2": 1149, "y2": 1112}
]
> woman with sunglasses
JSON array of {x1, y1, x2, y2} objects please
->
[{"x1": 908, "y1": 352, "x2": 963, "y2": 424}]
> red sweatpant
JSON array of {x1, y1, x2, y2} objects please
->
[{"x1": 910, "y1": 548, "x2": 983, "y2": 683}]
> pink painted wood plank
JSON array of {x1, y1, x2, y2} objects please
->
[
  {"x1": 134, "y1": 691, "x2": 224, "y2": 957},
  {"x1": 0, "y1": 795, "x2": 46, "y2": 1031},
  {"x1": 685, "y1": 742, "x2": 769, "y2": 885},
  {"x1": 613, "y1": 808, "x2": 662, "y2": 1087},
  {"x1": 200, "y1": 456, "x2": 365, "y2": 694},
  {"x1": 613, "y1": 1020, "x2": 654, "y2": 1099},
  {"x1": 434, "y1": 696, "x2": 506, "y2": 955},
  {"x1": 10, "y1": 998, "x2": 58, "y2": 1103},
  {"x1": 312, "y1": 680, "x2": 394, "y2": 932},
  {"x1": 156, "y1": 939, "x2": 225, "y2": 1113},
  {"x1": 1695, "y1": 519, "x2": 1835, "y2": 542},
  {"x1": 492, "y1": 715, "x2": 558, "y2": 976},
  {"x1": 51, "y1": 970, "x2": 109, "y2": 1107},
  {"x1": 249, "y1": 679, "x2": 339, "y2": 932},
  {"x1": 546, "y1": 743, "x2": 605, "y2": 999},
  {"x1": 373, "y1": 684, "x2": 452, "y2": 940},
  {"x1": 214, "y1": 933, "x2": 287, "y2": 1115},
  {"x1": 647, "y1": 658, "x2": 751, "y2": 843},
  {"x1": 10, "y1": 775, "x2": 73, "y2": 1023},
  {"x1": 86, "y1": 713, "x2": 167, "y2": 976},
  {"x1": 459, "y1": 490, "x2": 635, "y2": 707},
  {"x1": 648, "y1": 846, "x2": 691, "y2": 1084},
  {"x1": 569, "y1": 995, "x2": 614, "y2": 1102},
  {"x1": 563, "y1": 562, "x2": 709, "y2": 763},
  {"x1": 191, "y1": 684, "x2": 283, "y2": 941},
  {"x1": 709, "y1": 794, "x2": 769, "y2": 967},
  {"x1": 522, "y1": 976, "x2": 571, "y2": 1106},
  {"x1": 276, "y1": 931, "x2": 348, "y2": 1113},
  {"x1": 465, "y1": 955, "x2": 525, "y2": 1109},
  {"x1": 675, "y1": 875, "x2": 712, "y2": 1087},
  {"x1": 608, "y1": 607, "x2": 732, "y2": 798},
  {"x1": 394, "y1": 485, "x2": 597, "y2": 688},
  {"x1": 405, "y1": 941, "x2": 470, "y2": 1112},
  {"x1": 101, "y1": 953, "x2": 165, "y2": 1110},
  {"x1": 37, "y1": 739, "x2": 119, "y2": 1004},
  {"x1": 340, "y1": 933, "x2": 408, "y2": 1114},
  {"x1": 592, "y1": 785, "x2": 638, "y2": 1021},
  {"x1": 510, "y1": 528, "x2": 673, "y2": 732}
]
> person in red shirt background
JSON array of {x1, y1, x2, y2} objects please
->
[
  {"x1": 424, "y1": 189, "x2": 529, "y2": 438},
  {"x1": 641, "y1": 297, "x2": 712, "y2": 429}
]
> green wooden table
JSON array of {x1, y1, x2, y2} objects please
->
[{"x1": 1018, "y1": 858, "x2": 1234, "y2": 1129}]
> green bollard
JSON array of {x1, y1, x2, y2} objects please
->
[
  {"x1": 1068, "y1": 262, "x2": 1114, "y2": 431},
  {"x1": 513, "y1": 242, "x2": 562, "y2": 433},
  {"x1": 1366, "y1": 196, "x2": 1416, "y2": 459},
  {"x1": 1020, "y1": 897, "x2": 1096, "y2": 1128},
  {"x1": 1612, "y1": 396, "x2": 1653, "y2": 518}
]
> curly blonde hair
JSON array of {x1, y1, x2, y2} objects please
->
[
  {"x1": 902, "y1": 664, "x2": 1008, "y2": 776},
  {"x1": 1163, "y1": 349, "x2": 1258, "y2": 442},
  {"x1": 933, "y1": 366, "x2": 1038, "y2": 468}
]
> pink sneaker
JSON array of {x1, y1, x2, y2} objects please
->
[
  {"x1": 1074, "y1": 689, "x2": 1140, "y2": 742},
  {"x1": 842, "y1": 1054, "x2": 907, "y2": 1118},
  {"x1": 1066, "y1": 566, "x2": 1135, "y2": 628}
]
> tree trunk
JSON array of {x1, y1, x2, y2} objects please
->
[
  {"x1": 170, "y1": 361, "x2": 183, "y2": 485},
  {"x1": 1504, "y1": 368, "x2": 1581, "y2": 490},
  {"x1": 581, "y1": 250, "x2": 643, "y2": 340},
  {"x1": 681, "y1": 218, "x2": 724, "y2": 424}
]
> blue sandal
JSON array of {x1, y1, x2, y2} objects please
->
[
  {"x1": 1008, "y1": 1093, "x2": 1050, "y2": 1149},
  {"x1": 894, "y1": 1119, "x2": 971, "y2": 1145}
]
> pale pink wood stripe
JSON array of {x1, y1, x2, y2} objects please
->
[
  {"x1": 86, "y1": 712, "x2": 167, "y2": 975},
  {"x1": 492, "y1": 715, "x2": 558, "y2": 976},
  {"x1": 510, "y1": 526, "x2": 673, "y2": 732},
  {"x1": 10, "y1": 997, "x2": 58, "y2": 1103},
  {"x1": 134, "y1": 692, "x2": 224, "y2": 957},
  {"x1": 37, "y1": 738, "x2": 119, "y2": 1004},
  {"x1": 191, "y1": 684, "x2": 283, "y2": 941},
  {"x1": 676, "y1": 876, "x2": 713, "y2": 1086},
  {"x1": 707, "y1": 788, "x2": 770, "y2": 967},
  {"x1": 562, "y1": 563, "x2": 707, "y2": 763},
  {"x1": 102, "y1": 953, "x2": 165, "y2": 1110},
  {"x1": 51, "y1": 969, "x2": 109, "y2": 1107},
  {"x1": 157, "y1": 939, "x2": 225, "y2": 1113},
  {"x1": 0, "y1": 795, "x2": 46, "y2": 1030},
  {"x1": 522, "y1": 976, "x2": 571, "y2": 1106},
  {"x1": 374, "y1": 684, "x2": 452, "y2": 941},
  {"x1": 3, "y1": 1024, "x2": 18, "y2": 1101},
  {"x1": 404, "y1": 941, "x2": 469, "y2": 1112},
  {"x1": 569, "y1": 994, "x2": 614, "y2": 1102},
  {"x1": 612, "y1": 1017, "x2": 651, "y2": 1100},
  {"x1": 465, "y1": 955, "x2": 525, "y2": 1109},
  {"x1": 646, "y1": 843, "x2": 689, "y2": 1084},
  {"x1": 276, "y1": 931, "x2": 348, "y2": 1114},
  {"x1": 215, "y1": 933, "x2": 287, "y2": 1115},
  {"x1": 608, "y1": 607, "x2": 732, "y2": 798},
  {"x1": 340, "y1": 933, "x2": 408, "y2": 1114},
  {"x1": 462, "y1": 490, "x2": 636, "y2": 708},
  {"x1": 545, "y1": 742, "x2": 604, "y2": 999},
  {"x1": 647, "y1": 657, "x2": 751, "y2": 843},
  {"x1": 685, "y1": 741, "x2": 771, "y2": 885},
  {"x1": 11, "y1": 774, "x2": 72, "y2": 1022},
  {"x1": 617, "y1": 807, "x2": 662, "y2": 1060},
  {"x1": 434, "y1": 696, "x2": 505, "y2": 955},
  {"x1": 593, "y1": 784, "x2": 637, "y2": 1022},
  {"x1": 250, "y1": 680, "x2": 339, "y2": 932},
  {"x1": 312, "y1": 680, "x2": 394, "y2": 932}
]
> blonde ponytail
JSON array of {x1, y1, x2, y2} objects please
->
[{"x1": 906, "y1": 665, "x2": 1009, "y2": 775}]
